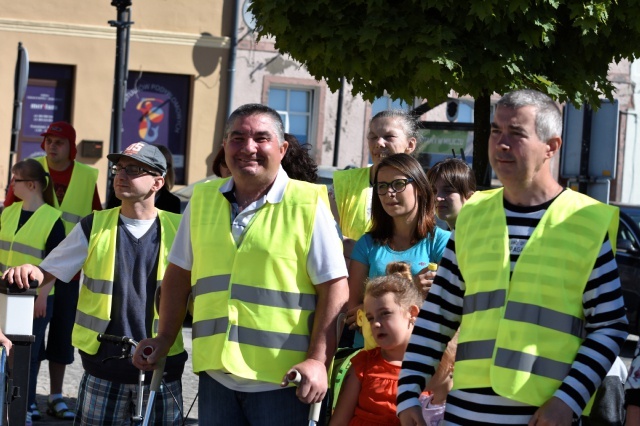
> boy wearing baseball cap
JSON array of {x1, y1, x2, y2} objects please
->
[{"x1": 3, "y1": 142, "x2": 187, "y2": 424}]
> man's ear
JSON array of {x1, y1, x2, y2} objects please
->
[
  {"x1": 280, "y1": 140, "x2": 289, "y2": 158},
  {"x1": 546, "y1": 136, "x2": 562, "y2": 158},
  {"x1": 152, "y1": 176, "x2": 165, "y2": 192}
]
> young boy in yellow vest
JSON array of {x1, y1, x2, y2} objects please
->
[{"x1": 3, "y1": 142, "x2": 187, "y2": 425}]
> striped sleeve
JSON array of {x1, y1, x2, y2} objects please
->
[
  {"x1": 554, "y1": 235, "x2": 629, "y2": 415},
  {"x1": 397, "y1": 232, "x2": 464, "y2": 414}
]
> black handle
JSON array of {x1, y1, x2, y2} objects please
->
[
  {"x1": 0, "y1": 277, "x2": 39, "y2": 293},
  {"x1": 97, "y1": 334, "x2": 138, "y2": 347}
]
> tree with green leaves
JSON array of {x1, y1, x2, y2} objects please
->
[{"x1": 250, "y1": 0, "x2": 639, "y2": 185}]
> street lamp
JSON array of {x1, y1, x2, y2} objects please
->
[{"x1": 107, "y1": 0, "x2": 133, "y2": 199}]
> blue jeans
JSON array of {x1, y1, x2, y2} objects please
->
[{"x1": 198, "y1": 373, "x2": 321, "y2": 425}]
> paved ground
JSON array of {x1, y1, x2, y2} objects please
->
[{"x1": 30, "y1": 327, "x2": 199, "y2": 425}]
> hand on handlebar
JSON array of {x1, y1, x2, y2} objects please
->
[
  {"x1": 2, "y1": 264, "x2": 42, "y2": 289},
  {"x1": 132, "y1": 336, "x2": 172, "y2": 371}
]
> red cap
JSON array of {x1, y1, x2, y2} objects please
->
[{"x1": 40, "y1": 121, "x2": 77, "y2": 160}]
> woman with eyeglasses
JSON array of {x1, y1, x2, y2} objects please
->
[
  {"x1": 0, "y1": 159, "x2": 66, "y2": 425},
  {"x1": 346, "y1": 153, "x2": 450, "y2": 329}
]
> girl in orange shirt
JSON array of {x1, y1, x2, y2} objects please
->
[{"x1": 331, "y1": 262, "x2": 423, "y2": 426}]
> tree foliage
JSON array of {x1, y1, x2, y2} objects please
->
[{"x1": 250, "y1": 0, "x2": 640, "y2": 183}]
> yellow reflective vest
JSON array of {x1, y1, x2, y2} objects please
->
[
  {"x1": 454, "y1": 188, "x2": 618, "y2": 409},
  {"x1": 0, "y1": 202, "x2": 61, "y2": 270},
  {"x1": 190, "y1": 178, "x2": 319, "y2": 383},
  {"x1": 72, "y1": 208, "x2": 184, "y2": 356},
  {"x1": 333, "y1": 167, "x2": 371, "y2": 240},
  {"x1": 35, "y1": 157, "x2": 99, "y2": 234}
]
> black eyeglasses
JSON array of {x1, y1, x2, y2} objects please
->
[
  {"x1": 375, "y1": 178, "x2": 415, "y2": 195},
  {"x1": 110, "y1": 165, "x2": 159, "y2": 177}
]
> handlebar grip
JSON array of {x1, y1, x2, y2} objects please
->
[
  {"x1": 287, "y1": 369, "x2": 302, "y2": 385},
  {"x1": 0, "y1": 277, "x2": 40, "y2": 293},
  {"x1": 149, "y1": 357, "x2": 166, "y2": 392},
  {"x1": 309, "y1": 402, "x2": 321, "y2": 423},
  {"x1": 97, "y1": 334, "x2": 138, "y2": 346}
]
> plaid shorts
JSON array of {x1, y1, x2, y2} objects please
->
[{"x1": 74, "y1": 372, "x2": 183, "y2": 425}]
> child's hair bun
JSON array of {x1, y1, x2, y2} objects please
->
[{"x1": 385, "y1": 261, "x2": 412, "y2": 282}]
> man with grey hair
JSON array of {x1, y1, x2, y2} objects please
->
[
  {"x1": 133, "y1": 104, "x2": 349, "y2": 425},
  {"x1": 397, "y1": 89, "x2": 628, "y2": 425}
]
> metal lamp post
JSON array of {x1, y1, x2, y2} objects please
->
[{"x1": 107, "y1": 0, "x2": 133, "y2": 199}]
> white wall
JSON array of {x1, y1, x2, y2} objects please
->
[{"x1": 622, "y1": 60, "x2": 640, "y2": 204}]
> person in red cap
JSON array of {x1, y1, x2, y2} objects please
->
[{"x1": 3, "y1": 121, "x2": 102, "y2": 421}]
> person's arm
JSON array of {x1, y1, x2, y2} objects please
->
[
  {"x1": 398, "y1": 234, "x2": 462, "y2": 420},
  {"x1": 283, "y1": 276, "x2": 349, "y2": 404},
  {"x1": 534, "y1": 236, "x2": 629, "y2": 421},
  {"x1": 0, "y1": 329, "x2": 12, "y2": 356},
  {"x1": 33, "y1": 216, "x2": 64, "y2": 317},
  {"x1": 33, "y1": 279, "x2": 54, "y2": 318},
  {"x1": 329, "y1": 366, "x2": 360, "y2": 426},
  {"x1": 626, "y1": 341, "x2": 640, "y2": 426},
  {"x1": 626, "y1": 406, "x2": 640, "y2": 426},
  {"x1": 133, "y1": 262, "x2": 191, "y2": 369},
  {"x1": 346, "y1": 259, "x2": 368, "y2": 329}
]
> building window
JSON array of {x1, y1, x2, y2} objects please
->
[{"x1": 268, "y1": 87, "x2": 313, "y2": 144}]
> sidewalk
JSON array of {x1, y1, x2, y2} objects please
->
[{"x1": 32, "y1": 327, "x2": 199, "y2": 425}]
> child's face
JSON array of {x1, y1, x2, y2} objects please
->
[
  {"x1": 11, "y1": 172, "x2": 31, "y2": 200},
  {"x1": 434, "y1": 177, "x2": 468, "y2": 228},
  {"x1": 376, "y1": 166, "x2": 418, "y2": 222},
  {"x1": 364, "y1": 292, "x2": 415, "y2": 351}
]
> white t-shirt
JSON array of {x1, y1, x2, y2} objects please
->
[
  {"x1": 41, "y1": 213, "x2": 157, "y2": 282},
  {"x1": 168, "y1": 167, "x2": 348, "y2": 392}
]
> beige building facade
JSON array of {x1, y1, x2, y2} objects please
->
[{"x1": 0, "y1": 0, "x2": 230, "y2": 201}]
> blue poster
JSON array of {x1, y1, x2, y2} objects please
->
[{"x1": 123, "y1": 72, "x2": 190, "y2": 184}]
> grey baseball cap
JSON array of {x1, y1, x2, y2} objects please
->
[{"x1": 107, "y1": 142, "x2": 167, "y2": 175}]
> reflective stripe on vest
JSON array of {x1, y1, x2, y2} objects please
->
[
  {"x1": 494, "y1": 348, "x2": 570, "y2": 383},
  {"x1": 453, "y1": 188, "x2": 618, "y2": 409},
  {"x1": 61, "y1": 211, "x2": 83, "y2": 225},
  {"x1": 192, "y1": 275, "x2": 231, "y2": 296},
  {"x1": 462, "y1": 289, "x2": 506, "y2": 314},
  {"x1": 73, "y1": 208, "x2": 184, "y2": 355},
  {"x1": 504, "y1": 301, "x2": 585, "y2": 339},
  {"x1": 35, "y1": 157, "x2": 98, "y2": 234},
  {"x1": 82, "y1": 277, "x2": 113, "y2": 295},
  {"x1": 333, "y1": 167, "x2": 371, "y2": 240},
  {"x1": 0, "y1": 240, "x2": 45, "y2": 260},
  {"x1": 190, "y1": 178, "x2": 319, "y2": 383},
  {"x1": 231, "y1": 284, "x2": 317, "y2": 311}
]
